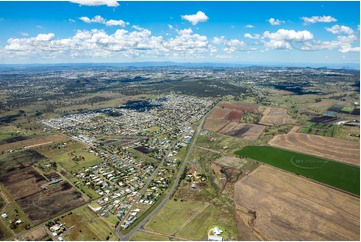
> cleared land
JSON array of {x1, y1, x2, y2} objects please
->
[
  {"x1": 0, "y1": 135, "x2": 66, "y2": 153},
  {"x1": 268, "y1": 132, "x2": 360, "y2": 166},
  {"x1": 0, "y1": 149, "x2": 47, "y2": 176},
  {"x1": 218, "y1": 123, "x2": 265, "y2": 140},
  {"x1": 23, "y1": 227, "x2": 49, "y2": 241},
  {"x1": 234, "y1": 165, "x2": 360, "y2": 241},
  {"x1": 16, "y1": 181, "x2": 88, "y2": 224},
  {"x1": 144, "y1": 200, "x2": 206, "y2": 235},
  {"x1": 60, "y1": 207, "x2": 117, "y2": 241},
  {"x1": 258, "y1": 106, "x2": 296, "y2": 126},
  {"x1": 0, "y1": 167, "x2": 47, "y2": 200},
  {"x1": 218, "y1": 102, "x2": 258, "y2": 113},
  {"x1": 236, "y1": 146, "x2": 359, "y2": 195}
]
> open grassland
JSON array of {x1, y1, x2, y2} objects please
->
[
  {"x1": 268, "y1": 132, "x2": 360, "y2": 166},
  {"x1": 176, "y1": 204, "x2": 237, "y2": 240},
  {"x1": 236, "y1": 146, "x2": 359, "y2": 195},
  {"x1": 258, "y1": 106, "x2": 296, "y2": 126},
  {"x1": 130, "y1": 231, "x2": 170, "y2": 241},
  {"x1": 235, "y1": 165, "x2": 360, "y2": 240},
  {"x1": 52, "y1": 148, "x2": 102, "y2": 172},
  {"x1": 23, "y1": 226, "x2": 49, "y2": 241},
  {"x1": 60, "y1": 206, "x2": 118, "y2": 241},
  {"x1": 336, "y1": 126, "x2": 360, "y2": 142},
  {"x1": 144, "y1": 200, "x2": 205, "y2": 235},
  {"x1": 0, "y1": 134, "x2": 67, "y2": 153},
  {"x1": 0, "y1": 183, "x2": 32, "y2": 234},
  {"x1": 36, "y1": 140, "x2": 87, "y2": 158}
]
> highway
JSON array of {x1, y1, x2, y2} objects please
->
[{"x1": 116, "y1": 111, "x2": 209, "y2": 241}]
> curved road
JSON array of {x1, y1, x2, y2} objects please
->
[{"x1": 116, "y1": 111, "x2": 209, "y2": 241}]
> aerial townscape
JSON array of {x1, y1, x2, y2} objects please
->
[{"x1": 0, "y1": 1, "x2": 360, "y2": 241}]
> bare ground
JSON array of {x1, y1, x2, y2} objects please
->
[
  {"x1": 258, "y1": 106, "x2": 296, "y2": 126},
  {"x1": 268, "y1": 132, "x2": 360, "y2": 166},
  {"x1": 234, "y1": 165, "x2": 360, "y2": 241},
  {"x1": 218, "y1": 122, "x2": 266, "y2": 140}
]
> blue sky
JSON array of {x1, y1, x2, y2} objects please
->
[{"x1": 0, "y1": 1, "x2": 359, "y2": 65}]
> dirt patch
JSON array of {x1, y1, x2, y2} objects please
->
[
  {"x1": 0, "y1": 167, "x2": 47, "y2": 200},
  {"x1": 214, "y1": 156, "x2": 248, "y2": 169},
  {"x1": 203, "y1": 119, "x2": 228, "y2": 132},
  {"x1": 235, "y1": 165, "x2": 360, "y2": 240},
  {"x1": 218, "y1": 102, "x2": 258, "y2": 113},
  {"x1": 258, "y1": 106, "x2": 296, "y2": 126},
  {"x1": 218, "y1": 123, "x2": 266, "y2": 140},
  {"x1": 24, "y1": 227, "x2": 49, "y2": 241},
  {"x1": 16, "y1": 181, "x2": 88, "y2": 224},
  {"x1": 268, "y1": 132, "x2": 360, "y2": 166}
]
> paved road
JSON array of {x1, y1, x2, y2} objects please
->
[{"x1": 116, "y1": 112, "x2": 209, "y2": 241}]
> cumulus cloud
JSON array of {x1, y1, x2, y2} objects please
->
[
  {"x1": 69, "y1": 0, "x2": 119, "y2": 7},
  {"x1": 325, "y1": 25, "x2": 354, "y2": 35},
  {"x1": 245, "y1": 24, "x2": 254, "y2": 28},
  {"x1": 2, "y1": 27, "x2": 218, "y2": 61},
  {"x1": 263, "y1": 29, "x2": 313, "y2": 50},
  {"x1": 244, "y1": 33, "x2": 260, "y2": 39},
  {"x1": 268, "y1": 18, "x2": 284, "y2": 26},
  {"x1": 181, "y1": 11, "x2": 209, "y2": 25},
  {"x1": 302, "y1": 15, "x2": 337, "y2": 25},
  {"x1": 212, "y1": 36, "x2": 247, "y2": 53},
  {"x1": 79, "y1": 15, "x2": 127, "y2": 27}
]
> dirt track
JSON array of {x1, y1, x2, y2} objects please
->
[
  {"x1": 268, "y1": 132, "x2": 360, "y2": 166},
  {"x1": 234, "y1": 165, "x2": 360, "y2": 241}
]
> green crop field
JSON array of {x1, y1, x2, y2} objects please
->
[
  {"x1": 235, "y1": 146, "x2": 360, "y2": 195},
  {"x1": 299, "y1": 122, "x2": 338, "y2": 137}
]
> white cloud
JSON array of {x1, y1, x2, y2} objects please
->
[
  {"x1": 245, "y1": 24, "x2": 254, "y2": 28},
  {"x1": 302, "y1": 15, "x2": 337, "y2": 25},
  {"x1": 68, "y1": 18, "x2": 75, "y2": 23},
  {"x1": 212, "y1": 36, "x2": 246, "y2": 53},
  {"x1": 69, "y1": 0, "x2": 119, "y2": 7},
  {"x1": 325, "y1": 25, "x2": 354, "y2": 35},
  {"x1": 36, "y1": 25, "x2": 43, "y2": 29},
  {"x1": 181, "y1": 11, "x2": 209, "y2": 25},
  {"x1": 2, "y1": 27, "x2": 218, "y2": 61},
  {"x1": 268, "y1": 18, "x2": 284, "y2": 26},
  {"x1": 263, "y1": 29, "x2": 313, "y2": 50},
  {"x1": 79, "y1": 15, "x2": 127, "y2": 27},
  {"x1": 20, "y1": 32, "x2": 29, "y2": 37},
  {"x1": 295, "y1": 34, "x2": 359, "y2": 53},
  {"x1": 79, "y1": 15, "x2": 105, "y2": 24},
  {"x1": 168, "y1": 24, "x2": 174, "y2": 30},
  {"x1": 244, "y1": 33, "x2": 260, "y2": 39},
  {"x1": 105, "y1": 19, "x2": 126, "y2": 27}
]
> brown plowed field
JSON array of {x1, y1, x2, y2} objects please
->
[
  {"x1": 218, "y1": 102, "x2": 258, "y2": 113},
  {"x1": 218, "y1": 122, "x2": 265, "y2": 140},
  {"x1": 227, "y1": 111, "x2": 243, "y2": 122},
  {"x1": 17, "y1": 181, "x2": 88, "y2": 224},
  {"x1": 0, "y1": 167, "x2": 47, "y2": 200},
  {"x1": 203, "y1": 119, "x2": 228, "y2": 132},
  {"x1": 268, "y1": 132, "x2": 360, "y2": 166},
  {"x1": 208, "y1": 108, "x2": 232, "y2": 120},
  {"x1": 235, "y1": 165, "x2": 360, "y2": 241},
  {"x1": 258, "y1": 106, "x2": 296, "y2": 126}
]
